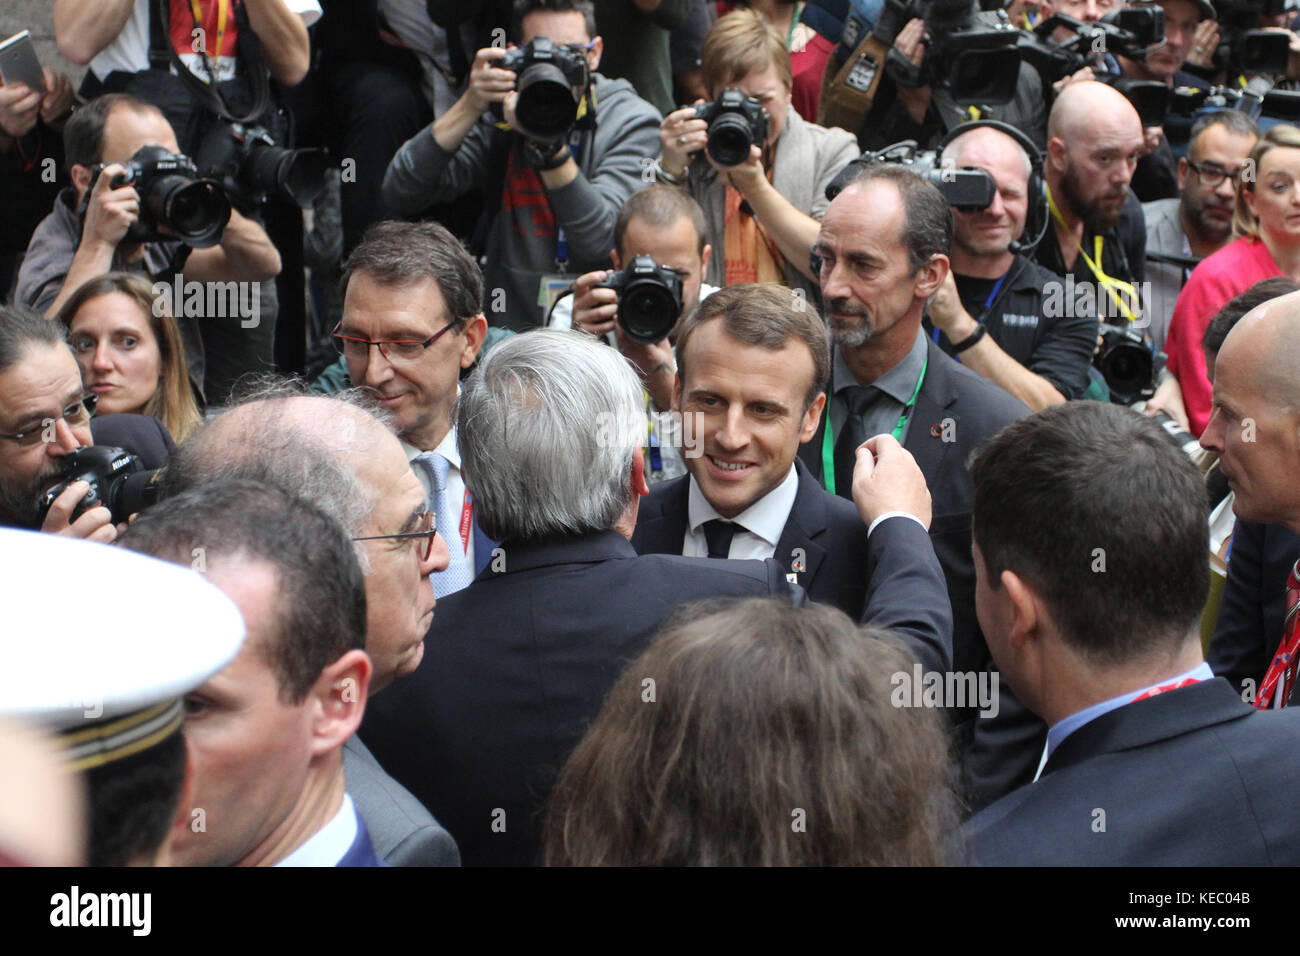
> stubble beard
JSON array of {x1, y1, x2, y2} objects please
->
[
  {"x1": 827, "y1": 301, "x2": 873, "y2": 348},
  {"x1": 1062, "y1": 160, "x2": 1124, "y2": 233},
  {"x1": 0, "y1": 463, "x2": 63, "y2": 528}
]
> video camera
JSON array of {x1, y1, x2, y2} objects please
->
[
  {"x1": 825, "y1": 140, "x2": 996, "y2": 207},
  {"x1": 693, "y1": 89, "x2": 771, "y2": 166},
  {"x1": 499, "y1": 35, "x2": 592, "y2": 141},
  {"x1": 1212, "y1": 0, "x2": 1293, "y2": 76},
  {"x1": 78, "y1": 145, "x2": 231, "y2": 249},
  {"x1": 873, "y1": 0, "x2": 1024, "y2": 106},
  {"x1": 1165, "y1": 83, "x2": 1300, "y2": 148},
  {"x1": 196, "y1": 120, "x2": 330, "y2": 211},
  {"x1": 38, "y1": 446, "x2": 165, "y2": 527},
  {"x1": 593, "y1": 255, "x2": 684, "y2": 344}
]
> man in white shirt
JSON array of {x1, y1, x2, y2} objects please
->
[{"x1": 337, "y1": 220, "x2": 489, "y2": 598}]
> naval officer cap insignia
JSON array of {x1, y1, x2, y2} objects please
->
[{"x1": 0, "y1": 528, "x2": 245, "y2": 770}]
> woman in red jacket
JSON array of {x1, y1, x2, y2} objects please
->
[{"x1": 1150, "y1": 124, "x2": 1300, "y2": 436}]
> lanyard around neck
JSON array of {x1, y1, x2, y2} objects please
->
[
  {"x1": 1047, "y1": 186, "x2": 1140, "y2": 324},
  {"x1": 821, "y1": 353, "x2": 928, "y2": 496}
]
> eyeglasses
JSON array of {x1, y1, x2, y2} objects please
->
[
  {"x1": 1188, "y1": 162, "x2": 1246, "y2": 188},
  {"x1": 0, "y1": 394, "x2": 98, "y2": 447},
  {"x1": 331, "y1": 321, "x2": 460, "y2": 363},
  {"x1": 352, "y1": 510, "x2": 440, "y2": 561}
]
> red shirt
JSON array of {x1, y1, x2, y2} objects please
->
[
  {"x1": 715, "y1": 2, "x2": 831, "y2": 122},
  {"x1": 1164, "y1": 236, "x2": 1281, "y2": 436}
]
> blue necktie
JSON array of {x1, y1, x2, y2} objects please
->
[{"x1": 415, "y1": 451, "x2": 474, "y2": 598}]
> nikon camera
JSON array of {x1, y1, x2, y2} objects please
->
[
  {"x1": 499, "y1": 36, "x2": 592, "y2": 141},
  {"x1": 38, "y1": 446, "x2": 165, "y2": 526},
  {"x1": 78, "y1": 145, "x2": 231, "y2": 248},
  {"x1": 594, "y1": 255, "x2": 684, "y2": 345},
  {"x1": 693, "y1": 89, "x2": 771, "y2": 167}
]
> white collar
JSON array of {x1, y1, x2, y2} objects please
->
[
  {"x1": 686, "y1": 465, "x2": 799, "y2": 549},
  {"x1": 273, "y1": 793, "x2": 358, "y2": 867},
  {"x1": 401, "y1": 424, "x2": 460, "y2": 471}
]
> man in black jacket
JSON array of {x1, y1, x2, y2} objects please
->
[{"x1": 362, "y1": 328, "x2": 951, "y2": 865}]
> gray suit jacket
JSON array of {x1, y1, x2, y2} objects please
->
[
  {"x1": 343, "y1": 735, "x2": 460, "y2": 867},
  {"x1": 1141, "y1": 197, "x2": 1189, "y2": 351}
]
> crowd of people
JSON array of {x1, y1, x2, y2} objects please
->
[{"x1": 5, "y1": 0, "x2": 1300, "y2": 867}]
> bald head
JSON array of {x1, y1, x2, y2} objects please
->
[
  {"x1": 163, "y1": 392, "x2": 397, "y2": 541},
  {"x1": 1048, "y1": 81, "x2": 1142, "y2": 145},
  {"x1": 1220, "y1": 291, "x2": 1300, "y2": 412},
  {"x1": 943, "y1": 126, "x2": 1033, "y2": 181}
]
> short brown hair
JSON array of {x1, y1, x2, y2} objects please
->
[
  {"x1": 544, "y1": 598, "x2": 957, "y2": 866},
  {"x1": 614, "y1": 186, "x2": 708, "y2": 259},
  {"x1": 675, "y1": 283, "x2": 830, "y2": 410},
  {"x1": 341, "y1": 220, "x2": 484, "y2": 324},
  {"x1": 55, "y1": 272, "x2": 203, "y2": 443},
  {"x1": 701, "y1": 8, "x2": 792, "y2": 97},
  {"x1": 1235, "y1": 124, "x2": 1300, "y2": 239}
]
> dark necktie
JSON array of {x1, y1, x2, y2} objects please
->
[
  {"x1": 702, "y1": 519, "x2": 738, "y2": 559},
  {"x1": 1256, "y1": 558, "x2": 1300, "y2": 709},
  {"x1": 833, "y1": 385, "x2": 878, "y2": 501}
]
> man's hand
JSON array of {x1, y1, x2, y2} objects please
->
[
  {"x1": 1187, "y1": 18, "x2": 1220, "y2": 70},
  {"x1": 39, "y1": 482, "x2": 117, "y2": 543},
  {"x1": 1142, "y1": 373, "x2": 1189, "y2": 431},
  {"x1": 465, "y1": 47, "x2": 516, "y2": 116},
  {"x1": 928, "y1": 270, "x2": 978, "y2": 342},
  {"x1": 851, "y1": 434, "x2": 932, "y2": 530},
  {"x1": 39, "y1": 69, "x2": 74, "y2": 127},
  {"x1": 80, "y1": 164, "x2": 140, "y2": 250},
  {"x1": 615, "y1": 327, "x2": 676, "y2": 412},
  {"x1": 709, "y1": 142, "x2": 766, "y2": 192},
  {"x1": 659, "y1": 105, "x2": 708, "y2": 179},
  {"x1": 1140, "y1": 126, "x2": 1162, "y2": 158},
  {"x1": 0, "y1": 79, "x2": 42, "y2": 139},
  {"x1": 571, "y1": 269, "x2": 619, "y2": 336},
  {"x1": 1053, "y1": 65, "x2": 1095, "y2": 95},
  {"x1": 893, "y1": 18, "x2": 931, "y2": 126}
]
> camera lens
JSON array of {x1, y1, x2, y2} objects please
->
[
  {"x1": 515, "y1": 63, "x2": 580, "y2": 140},
  {"x1": 706, "y1": 113, "x2": 755, "y2": 167},
  {"x1": 618, "y1": 280, "x2": 678, "y2": 344},
  {"x1": 150, "y1": 176, "x2": 230, "y2": 249}
]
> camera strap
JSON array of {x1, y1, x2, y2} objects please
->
[
  {"x1": 149, "y1": 0, "x2": 272, "y2": 125},
  {"x1": 820, "y1": 354, "x2": 927, "y2": 496},
  {"x1": 1047, "y1": 187, "x2": 1140, "y2": 325}
]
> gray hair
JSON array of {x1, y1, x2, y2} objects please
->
[
  {"x1": 459, "y1": 329, "x2": 645, "y2": 541},
  {"x1": 162, "y1": 379, "x2": 395, "y2": 572}
]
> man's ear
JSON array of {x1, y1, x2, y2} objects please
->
[
  {"x1": 460, "y1": 314, "x2": 488, "y2": 369},
  {"x1": 800, "y1": 391, "x2": 827, "y2": 443},
  {"x1": 630, "y1": 444, "x2": 650, "y2": 498},
  {"x1": 71, "y1": 163, "x2": 93, "y2": 195},
  {"x1": 1045, "y1": 136, "x2": 1068, "y2": 175},
  {"x1": 1001, "y1": 569, "x2": 1043, "y2": 653},
  {"x1": 157, "y1": 742, "x2": 195, "y2": 866},
  {"x1": 587, "y1": 36, "x2": 603, "y2": 73},
  {"x1": 700, "y1": 244, "x2": 713, "y2": 274},
  {"x1": 913, "y1": 253, "x2": 949, "y2": 300},
  {"x1": 307, "y1": 649, "x2": 371, "y2": 759},
  {"x1": 1177, "y1": 155, "x2": 1191, "y2": 193},
  {"x1": 610, "y1": 248, "x2": 622, "y2": 270}
]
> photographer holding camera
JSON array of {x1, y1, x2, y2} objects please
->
[
  {"x1": 656, "y1": 8, "x2": 858, "y2": 300},
  {"x1": 14, "y1": 94, "x2": 281, "y2": 401},
  {"x1": 382, "y1": 0, "x2": 662, "y2": 330},
  {"x1": 927, "y1": 122, "x2": 1099, "y2": 410},
  {"x1": 550, "y1": 186, "x2": 714, "y2": 483}
]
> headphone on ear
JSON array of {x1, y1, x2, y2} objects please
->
[{"x1": 936, "y1": 120, "x2": 1050, "y2": 255}]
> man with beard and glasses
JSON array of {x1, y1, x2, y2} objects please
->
[
  {"x1": 801, "y1": 164, "x2": 1034, "y2": 813},
  {"x1": 0, "y1": 305, "x2": 116, "y2": 541},
  {"x1": 1034, "y1": 82, "x2": 1148, "y2": 331},
  {"x1": 1143, "y1": 111, "x2": 1260, "y2": 351}
]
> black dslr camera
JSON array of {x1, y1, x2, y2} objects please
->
[
  {"x1": 78, "y1": 145, "x2": 231, "y2": 248},
  {"x1": 37, "y1": 446, "x2": 165, "y2": 526},
  {"x1": 693, "y1": 89, "x2": 771, "y2": 166},
  {"x1": 1213, "y1": 0, "x2": 1293, "y2": 76},
  {"x1": 826, "y1": 140, "x2": 996, "y2": 207},
  {"x1": 196, "y1": 120, "x2": 331, "y2": 211},
  {"x1": 594, "y1": 255, "x2": 684, "y2": 344},
  {"x1": 1093, "y1": 324, "x2": 1154, "y2": 406},
  {"x1": 499, "y1": 36, "x2": 591, "y2": 141}
]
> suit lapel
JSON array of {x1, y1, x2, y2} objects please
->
[
  {"x1": 774, "y1": 461, "x2": 829, "y2": 587},
  {"x1": 472, "y1": 518, "x2": 497, "y2": 575},
  {"x1": 905, "y1": 341, "x2": 960, "y2": 489},
  {"x1": 631, "y1": 474, "x2": 691, "y2": 555}
]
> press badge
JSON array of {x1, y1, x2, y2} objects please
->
[{"x1": 538, "y1": 274, "x2": 573, "y2": 314}]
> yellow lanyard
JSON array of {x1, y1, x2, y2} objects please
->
[
  {"x1": 1047, "y1": 185, "x2": 1140, "y2": 324},
  {"x1": 189, "y1": 0, "x2": 230, "y2": 77}
]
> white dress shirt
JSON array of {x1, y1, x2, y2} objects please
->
[
  {"x1": 682, "y1": 466, "x2": 800, "y2": 559},
  {"x1": 274, "y1": 794, "x2": 358, "y2": 867}
]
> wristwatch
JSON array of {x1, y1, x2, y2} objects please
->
[
  {"x1": 524, "y1": 139, "x2": 570, "y2": 171},
  {"x1": 950, "y1": 324, "x2": 987, "y2": 354}
]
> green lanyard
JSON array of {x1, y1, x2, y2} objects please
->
[{"x1": 821, "y1": 354, "x2": 927, "y2": 496}]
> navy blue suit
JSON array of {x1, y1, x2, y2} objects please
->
[
  {"x1": 631, "y1": 459, "x2": 953, "y2": 675},
  {"x1": 962, "y1": 679, "x2": 1300, "y2": 865}
]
